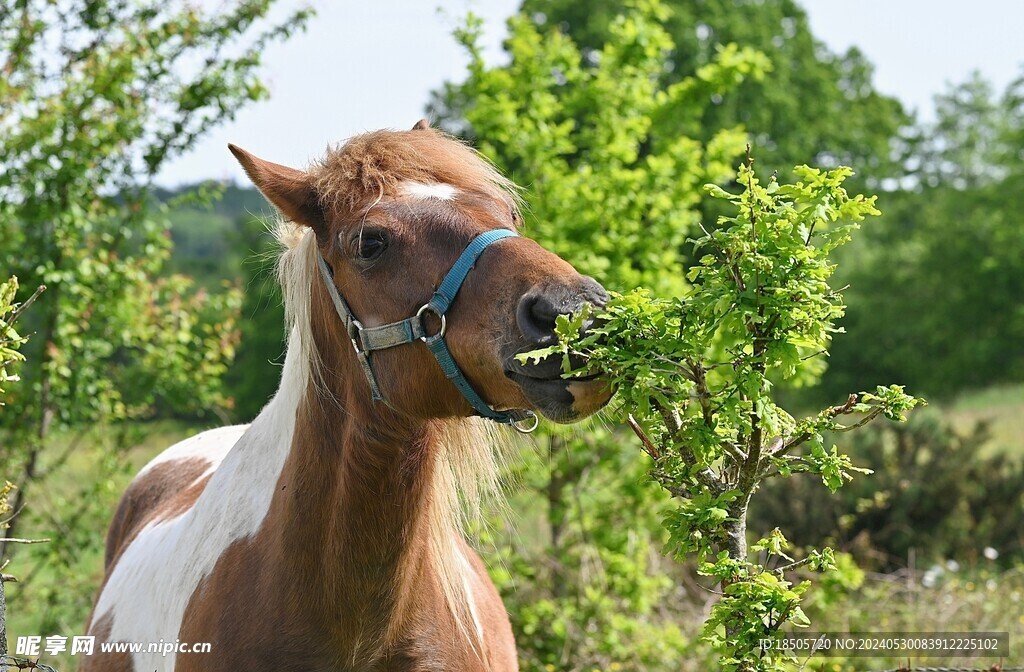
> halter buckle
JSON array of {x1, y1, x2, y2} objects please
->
[{"x1": 416, "y1": 304, "x2": 447, "y2": 341}]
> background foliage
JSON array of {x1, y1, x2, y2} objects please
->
[
  {"x1": 1, "y1": 0, "x2": 1022, "y2": 670},
  {"x1": 0, "y1": 0, "x2": 308, "y2": 642}
]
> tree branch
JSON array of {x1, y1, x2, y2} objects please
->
[
  {"x1": 651, "y1": 398, "x2": 723, "y2": 493},
  {"x1": 774, "y1": 556, "x2": 816, "y2": 574},
  {"x1": 832, "y1": 406, "x2": 883, "y2": 432},
  {"x1": 772, "y1": 394, "x2": 860, "y2": 458},
  {"x1": 626, "y1": 414, "x2": 660, "y2": 460},
  {"x1": 5, "y1": 284, "x2": 46, "y2": 328},
  {"x1": 1, "y1": 538, "x2": 50, "y2": 545}
]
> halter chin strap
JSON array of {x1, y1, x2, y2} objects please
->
[{"x1": 315, "y1": 228, "x2": 539, "y2": 432}]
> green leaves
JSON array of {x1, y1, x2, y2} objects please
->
[
  {"x1": 701, "y1": 566, "x2": 811, "y2": 672},
  {"x1": 751, "y1": 527, "x2": 793, "y2": 562},
  {"x1": 0, "y1": 0, "x2": 308, "y2": 430},
  {"x1": 551, "y1": 162, "x2": 895, "y2": 451},
  {"x1": 518, "y1": 0, "x2": 909, "y2": 186},
  {"x1": 0, "y1": 277, "x2": 30, "y2": 402},
  {"x1": 663, "y1": 488, "x2": 742, "y2": 559},
  {"x1": 806, "y1": 440, "x2": 869, "y2": 493},
  {"x1": 442, "y1": 0, "x2": 768, "y2": 298},
  {"x1": 863, "y1": 384, "x2": 925, "y2": 421}
]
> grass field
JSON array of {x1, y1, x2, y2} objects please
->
[{"x1": 946, "y1": 383, "x2": 1024, "y2": 456}]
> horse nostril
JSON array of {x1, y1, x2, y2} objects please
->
[
  {"x1": 516, "y1": 278, "x2": 608, "y2": 346},
  {"x1": 516, "y1": 292, "x2": 561, "y2": 346}
]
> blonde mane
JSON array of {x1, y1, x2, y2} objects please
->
[{"x1": 273, "y1": 217, "x2": 508, "y2": 656}]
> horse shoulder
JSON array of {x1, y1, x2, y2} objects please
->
[
  {"x1": 88, "y1": 413, "x2": 305, "y2": 672},
  {"x1": 81, "y1": 425, "x2": 248, "y2": 672}
]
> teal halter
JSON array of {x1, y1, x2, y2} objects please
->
[{"x1": 316, "y1": 228, "x2": 539, "y2": 433}]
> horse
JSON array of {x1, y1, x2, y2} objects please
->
[{"x1": 82, "y1": 120, "x2": 612, "y2": 672}]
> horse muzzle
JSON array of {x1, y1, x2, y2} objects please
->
[{"x1": 503, "y1": 276, "x2": 613, "y2": 422}]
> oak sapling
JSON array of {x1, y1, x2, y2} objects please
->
[{"x1": 520, "y1": 157, "x2": 923, "y2": 671}]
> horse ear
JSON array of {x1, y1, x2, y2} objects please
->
[
  {"x1": 411, "y1": 118, "x2": 430, "y2": 131},
  {"x1": 228, "y1": 144, "x2": 327, "y2": 233}
]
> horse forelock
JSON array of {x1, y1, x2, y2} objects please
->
[{"x1": 310, "y1": 128, "x2": 522, "y2": 220}]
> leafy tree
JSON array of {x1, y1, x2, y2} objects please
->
[
  {"x1": 0, "y1": 0, "x2": 310, "y2": 626},
  {"x1": 1, "y1": 275, "x2": 46, "y2": 667},
  {"x1": 528, "y1": 161, "x2": 921, "y2": 670}
]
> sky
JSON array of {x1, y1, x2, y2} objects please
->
[{"x1": 156, "y1": 0, "x2": 1024, "y2": 187}]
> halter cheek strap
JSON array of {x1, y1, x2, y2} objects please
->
[{"x1": 315, "y1": 228, "x2": 539, "y2": 433}]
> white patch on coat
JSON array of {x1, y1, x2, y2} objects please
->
[
  {"x1": 400, "y1": 181, "x2": 458, "y2": 201},
  {"x1": 134, "y1": 425, "x2": 244, "y2": 486},
  {"x1": 453, "y1": 540, "x2": 485, "y2": 644},
  {"x1": 89, "y1": 338, "x2": 306, "y2": 671}
]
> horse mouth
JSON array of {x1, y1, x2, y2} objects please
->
[{"x1": 504, "y1": 363, "x2": 612, "y2": 423}]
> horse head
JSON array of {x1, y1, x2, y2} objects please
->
[{"x1": 229, "y1": 121, "x2": 612, "y2": 426}]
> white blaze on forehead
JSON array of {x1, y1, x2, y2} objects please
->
[{"x1": 401, "y1": 180, "x2": 458, "y2": 201}]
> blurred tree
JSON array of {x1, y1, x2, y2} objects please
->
[
  {"x1": 919, "y1": 72, "x2": 1011, "y2": 188},
  {"x1": 150, "y1": 184, "x2": 282, "y2": 420},
  {"x1": 222, "y1": 213, "x2": 286, "y2": 421},
  {"x1": 433, "y1": 0, "x2": 909, "y2": 187},
  {"x1": 824, "y1": 71, "x2": 1024, "y2": 398},
  {"x1": 0, "y1": 0, "x2": 309, "y2": 576},
  {"x1": 162, "y1": 184, "x2": 273, "y2": 290}
]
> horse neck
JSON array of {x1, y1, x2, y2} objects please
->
[
  {"x1": 286, "y1": 383, "x2": 441, "y2": 592},
  {"x1": 262, "y1": 314, "x2": 457, "y2": 650}
]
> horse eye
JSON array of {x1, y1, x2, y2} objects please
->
[{"x1": 356, "y1": 231, "x2": 388, "y2": 261}]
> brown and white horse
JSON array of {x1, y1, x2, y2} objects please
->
[{"x1": 83, "y1": 122, "x2": 611, "y2": 671}]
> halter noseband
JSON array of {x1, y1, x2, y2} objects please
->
[{"x1": 315, "y1": 228, "x2": 539, "y2": 433}]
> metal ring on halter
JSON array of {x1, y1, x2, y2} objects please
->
[
  {"x1": 511, "y1": 411, "x2": 539, "y2": 434},
  {"x1": 349, "y1": 318, "x2": 365, "y2": 354},
  {"x1": 416, "y1": 304, "x2": 447, "y2": 340}
]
